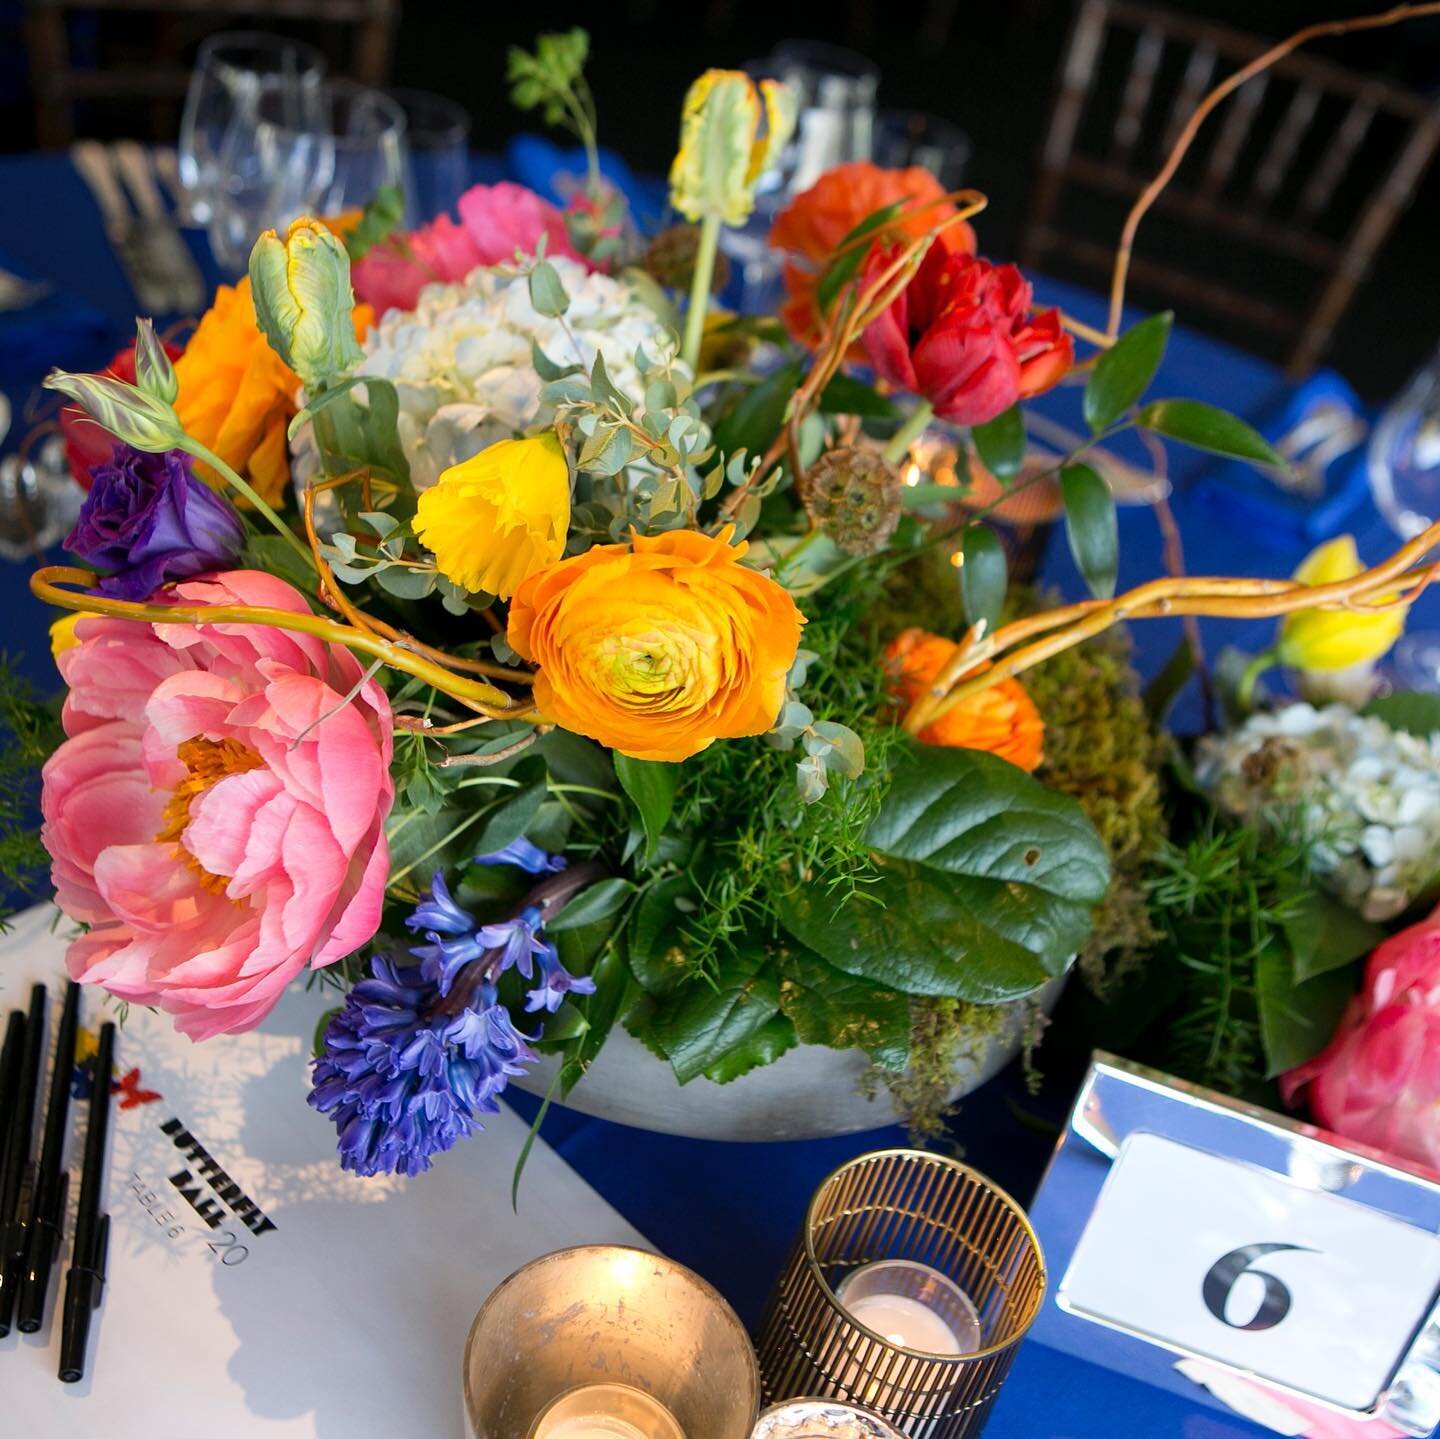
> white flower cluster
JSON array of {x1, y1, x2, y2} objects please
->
[
  {"x1": 1196, "y1": 702, "x2": 1440, "y2": 921},
  {"x1": 349, "y1": 258, "x2": 679, "y2": 489}
]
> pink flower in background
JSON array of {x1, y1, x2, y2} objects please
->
[
  {"x1": 1282, "y1": 908, "x2": 1440, "y2": 1173},
  {"x1": 351, "y1": 181, "x2": 585, "y2": 314},
  {"x1": 42, "y1": 570, "x2": 394, "y2": 1040}
]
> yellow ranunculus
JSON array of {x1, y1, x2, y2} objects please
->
[
  {"x1": 1276, "y1": 535, "x2": 1407, "y2": 671},
  {"x1": 413, "y1": 433, "x2": 570, "y2": 599},
  {"x1": 669, "y1": 70, "x2": 797, "y2": 227},
  {"x1": 507, "y1": 526, "x2": 805, "y2": 762},
  {"x1": 49, "y1": 613, "x2": 82, "y2": 662}
]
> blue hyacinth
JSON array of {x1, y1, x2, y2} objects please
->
[{"x1": 309, "y1": 841, "x2": 596, "y2": 1177}]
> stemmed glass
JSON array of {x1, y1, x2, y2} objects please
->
[
  {"x1": 208, "y1": 79, "x2": 406, "y2": 274},
  {"x1": 387, "y1": 87, "x2": 470, "y2": 226},
  {"x1": 1368, "y1": 343, "x2": 1440, "y2": 689},
  {"x1": 178, "y1": 32, "x2": 327, "y2": 225}
]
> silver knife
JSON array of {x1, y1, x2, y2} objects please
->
[
  {"x1": 71, "y1": 140, "x2": 204, "y2": 316},
  {"x1": 110, "y1": 141, "x2": 207, "y2": 313}
]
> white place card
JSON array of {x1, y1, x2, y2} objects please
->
[{"x1": 1058, "y1": 1130, "x2": 1440, "y2": 1412}]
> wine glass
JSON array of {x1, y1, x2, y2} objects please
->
[
  {"x1": 1368, "y1": 342, "x2": 1440, "y2": 689},
  {"x1": 387, "y1": 87, "x2": 470, "y2": 226},
  {"x1": 208, "y1": 79, "x2": 405, "y2": 274},
  {"x1": 873, "y1": 110, "x2": 973, "y2": 190},
  {"x1": 178, "y1": 32, "x2": 326, "y2": 225}
]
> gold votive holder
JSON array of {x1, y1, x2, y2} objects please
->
[
  {"x1": 756, "y1": 1151, "x2": 1045, "y2": 1438},
  {"x1": 463, "y1": 1244, "x2": 759, "y2": 1439}
]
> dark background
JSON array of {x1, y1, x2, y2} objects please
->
[{"x1": 1, "y1": 0, "x2": 1438, "y2": 397}]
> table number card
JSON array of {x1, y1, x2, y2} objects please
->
[
  {"x1": 1029, "y1": 1053, "x2": 1440, "y2": 1436},
  {"x1": 1058, "y1": 1132, "x2": 1440, "y2": 1412}
]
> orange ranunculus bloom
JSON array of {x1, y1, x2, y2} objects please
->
[
  {"x1": 508, "y1": 527, "x2": 805, "y2": 763},
  {"x1": 884, "y1": 627, "x2": 1044, "y2": 772},
  {"x1": 173, "y1": 278, "x2": 373, "y2": 507},
  {"x1": 769, "y1": 161, "x2": 976, "y2": 350}
]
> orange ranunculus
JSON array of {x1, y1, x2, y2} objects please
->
[
  {"x1": 508, "y1": 527, "x2": 805, "y2": 763},
  {"x1": 884, "y1": 628, "x2": 1044, "y2": 772},
  {"x1": 173, "y1": 278, "x2": 373, "y2": 507},
  {"x1": 769, "y1": 161, "x2": 976, "y2": 350}
]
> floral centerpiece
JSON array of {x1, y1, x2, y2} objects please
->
[{"x1": 17, "y1": 29, "x2": 1440, "y2": 1181}]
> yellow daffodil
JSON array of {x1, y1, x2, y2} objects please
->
[
  {"x1": 1277, "y1": 535, "x2": 1407, "y2": 672},
  {"x1": 669, "y1": 70, "x2": 797, "y2": 227},
  {"x1": 248, "y1": 217, "x2": 363, "y2": 390},
  {"x1": 414, "y1": 433, "x2": 570, "y2": 599}
]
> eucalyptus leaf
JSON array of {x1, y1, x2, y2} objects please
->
[
  {"x1": 528, "y1": 259, "x2": 570, "y2": 318},
  {"x1": 1060, "y1": 462, "x2": 1118, "y2": 599},
  {"x1": 1083, "y1": 312, "x2": 1172, "y2": 432}
]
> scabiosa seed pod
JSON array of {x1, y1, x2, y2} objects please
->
[{"x1": 801, "y1": 446, "x2": 902, "y2": 558}]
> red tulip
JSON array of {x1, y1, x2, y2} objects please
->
[
  {"x1": 1283, "y1": 908, "x2": 1440, "y2": 1174},
  {"x1": 860, "y1": 242, "x2": 1072, "y2": 427}
]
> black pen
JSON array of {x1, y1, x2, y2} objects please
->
[
  {"x1": 17, "y1": 982, "x2": 79, "y2": 1332},
  {"x1": 0, "y1": 983, "x2": 46, "y2": 1338},
  {"x1": 59, "y1": 1020, "x2": 114, "y2": 1384},
  {"x1": 0, "y1": 1010, "x2": 25, "y2": 1177}
]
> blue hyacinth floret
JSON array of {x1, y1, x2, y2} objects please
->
[{"x1": 308, "y1": 842, "x2": 596, "y2": 1177}]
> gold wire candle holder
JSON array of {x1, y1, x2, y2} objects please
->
[{"x1": 756, "y1": 1151, "x2": 1045, "y2": 1438}]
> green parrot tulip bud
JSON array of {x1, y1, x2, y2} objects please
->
[
  {"x1": 669, "y1": 70, "x2": 797, "y2": 227},
  {"x1": 248, "y1": 218, "x2": 363, "y2": 391},
  {"x1": 132, "y1": 317, "x2": 178, "y2": 405},
  {"x1": 44, "y1": 369, "x2": 183, "y2": 453}
]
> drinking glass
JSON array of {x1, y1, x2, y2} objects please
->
[
  {"x1": 178, "y1": 32, "x2": 326, "y2": 225},
  {"x1": 1369, "y1": 343, "x2": 1440, "y2": 690},
  {"x1": 208, "y1": 79, "x2": 406, "y2": 274},
  {"x1": 873, "y1": 110, "x2": 973, "y2": 190},
  {"x1": 387, "y1": 87, "x2": 470, "y2": 226}
]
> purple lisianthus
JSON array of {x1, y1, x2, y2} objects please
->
[{"x1": 65, "y1": 442, "x2": 245, "y2": 600}]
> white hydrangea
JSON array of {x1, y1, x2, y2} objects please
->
[
  {"x1": 1195, "y1": 702, "x2": 1440, "y2": 921},
  {"x1": 347, "y1": 258, "x2": 679, "y2": 490}
]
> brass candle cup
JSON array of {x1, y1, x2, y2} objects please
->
[
  {"x1": 462, "y1": 1244, "x2": 760, "y2": 1439},
  {"x1": 756, "y1": 1151, "x2": 1045, "y2": 1438}
]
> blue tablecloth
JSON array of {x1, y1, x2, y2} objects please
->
[{"x1": 4, "y1": 145, "x2": 1407, "y2": 1437}]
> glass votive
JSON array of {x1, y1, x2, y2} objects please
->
[
  {"x1": 387, "y1": 85, "x2": 471, "y2": 226},
  {"x1": 463, "y1": 1245, "x2": 758, "y2": 1439},
  {"x1": 751, "y1": 1399, "x2": 905, "y2": 1439},
  {"x1": 756, "y1": 1150, "x2": 1045, "y2": 1438}
]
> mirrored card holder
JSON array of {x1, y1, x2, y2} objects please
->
[{"x1": 1029, "y1": 1052, "x2": 1440, "y2": 1436}]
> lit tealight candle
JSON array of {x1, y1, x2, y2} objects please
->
[
  {"x1": 528, "y1": 1383, "x2": 686, "y2": 1439},
  {"x1": 835, "y1": 1260, "x2": 982, "y2": 1355}
]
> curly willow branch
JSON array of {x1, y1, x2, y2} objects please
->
[
  {"x1": 902, "y1": 516, "x2": 1440, "y2": 733},
  {"x1": 31, "y1": 566, "x2": 532, "y2": 722},
  {"x1": 1107, "y1": 0, "x2": 1440, "y2": 339}
]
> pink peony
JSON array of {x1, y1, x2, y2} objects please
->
[
  {"x1": 1282, "y1": 908, "x2": 1440, "y2": 1173},
  {"x1": 351, "y1": 181, "x2": 585, "y2": 315},
  {"x1": 42, "y1": 570, "x2": 394, "y2": 1040}
]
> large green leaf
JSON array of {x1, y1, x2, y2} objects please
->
[
  {"x1": 472, "y1": 782, "x2": 546, "y2": 860},
  {"x1": 712, "y1": 361, "x2": 802, "y2": 459},
  {"x1": 703, "y1": 1015, "x2": 797, "y2": 1083},
  {"x1": 775, "y1": 945, "x2": 911, "y2": 1071},
  {"x1": 1361, "y1": 691, "x2": 1440, "y2": 738},
  {"x1": 547, "y1": 877, "x2": 634, "y2": 933},
  {"x1": 645, "y1": 949, "x2": 783, "y2": 1084},
  {"x1": 777, "y1": 861, "x2": 1087, "y2": 1003},
  {"x1": 627, "y1": 873, "x2": 698, "y2": 995},
  {"x1": 819, "y1": 372, "x2": 898, "y2": 418},
  {"x1": 1060, "y1": 462, "x2": 1118, "y2": 599},
  {"x1": 1136, "y1": 399, "x2": 1283, "y2": 467},
  {"x1": 1280, "y1": 891, "x2": 1382, "y2": 985},
  {"x1": 814, "y1": 199, "x2": 907, "y2": 316},
  {"x1": 1083, "y1": 312, "x2": 1171, "y2": 432},
  {"x1": 558, "y1": 943, "x2": 636, "y2": 1096},
  {"x1": 867, "y1": 747, "x2": 1112, "y2": 904},
  {"x1": 1256, "y1": 943, "x2": 1357, "y2": 1079},
  {"x1": 614, "y1": 754, "x2": 680, "y2": 863}
]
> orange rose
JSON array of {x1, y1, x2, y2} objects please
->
[
  {"x1": 174, "y1": 278, "x2": 373, "y2": 507},
  {"x1": 769, "y1": 161, "x2": 976, "y2": 349},
  {"x1": 885, "y1": 628, "x2": 1044, "y2": 772},
  {"x1": 508, "y1": 527, "x2": 805, "y2": 763}
]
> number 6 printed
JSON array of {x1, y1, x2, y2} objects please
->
[{"x1": 1202, "y1": 1243, "x2": 1314, "y2": 1331}]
